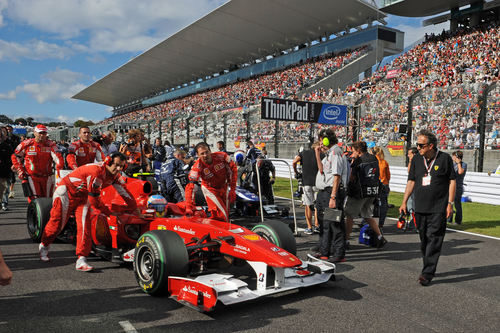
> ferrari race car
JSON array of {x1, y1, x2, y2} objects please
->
[{"x1": 26, "y1": 177, "x2": 334, "y2": 312}]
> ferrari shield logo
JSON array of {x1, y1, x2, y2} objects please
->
[{"x1": 434, "y1": 165, "x2": 439, "y2": 171}]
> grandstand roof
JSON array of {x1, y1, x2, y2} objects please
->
[
  {"x1": 381, "y1": 0, "x2": 482, "y2": 17},
  {"x1": 73, "y1": 0, "x2": 385, "y2": 107}
]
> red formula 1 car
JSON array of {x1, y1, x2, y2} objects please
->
[{"x1": 26, "y1": 177, "x2": 334, "y2": 312}]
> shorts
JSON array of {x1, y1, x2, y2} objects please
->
[
  {"x1": 302, "y1": 185, "x2": 316, "y2": 206},
  {"x1": 344, "y1": 196, "x2": 375, "y2": 219}
]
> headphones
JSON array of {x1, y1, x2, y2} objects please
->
[{"x1": 105, "y1": 152, "x2": 128, "y2": 170}]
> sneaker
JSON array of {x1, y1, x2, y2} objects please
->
[
  {"x1": 39, "y1": 243, "x2": 50, "y2": 262},
  {"x1": 75, "y1": 256, "x2": 94, "y2": 272},
  {"x1": 310, "y1": 252, "x2": 329, "y2": 261},
  {"x1": 8, "y1": 191, "x2": 14, "y2": 199},
  {"x1": 304, "y1": 228, "x2": 313, "y2": 235},
  {"x1": 313, "y1": 226, "x2": 321, "y2": 234},
  {"x1": 376, "y1": 236, "x2": 388, "y2": 249},
  {"x1": 1, "y1": 204, "x2": 7, "y2": 211},
  {"x1": 329, "y1": 256, "x2": 346, "y2": 263},
  {"x1": 418, "y1": 275, "x2": 431, "y2": 287}
]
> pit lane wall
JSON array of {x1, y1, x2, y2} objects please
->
[{"x1": 276, "y1": 159, "x2": 500, "y2": 206}]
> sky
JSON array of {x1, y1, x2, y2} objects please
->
[{"x1": 0, "y1": 0, "x2": 448, "y2": 125}]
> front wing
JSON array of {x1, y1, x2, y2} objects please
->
[{"x1": 168, "y1": 255, "x2": 335, "y2": 312}]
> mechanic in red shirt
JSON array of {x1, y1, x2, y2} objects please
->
[
  {"x1": 185, "y1": 142, "x2": 237, "y2": 221},
  {"x1": 11, "y1": 124, "x2": 64, "y2": 201},
  {"x1": 66, "y1": 126, "x2": 105, "y2": 170},
  {"x1": 39, "y1": 152, "x2": 137, "y2": 272}
]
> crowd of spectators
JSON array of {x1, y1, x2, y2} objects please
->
[{"x1": 102, "y1": 24, "x2": 499, "y2": 150}]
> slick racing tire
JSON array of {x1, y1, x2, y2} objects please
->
[
  {"x1": 252, "y1": 220, "x2": 297, "y2": 255},
  {"x1": 27, "y1": 197, "x2": 53, "y2": 242},
  {"x1": 134, "y1": 230, "x2": 189, "y2": 296}
]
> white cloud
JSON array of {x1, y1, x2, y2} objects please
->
[
  {"x1": 0, "y1": 39, "x2": 74, "y2": 61},
  {"x1": 0, "y1": 68, "x2": 86, "y2": 103},
  {"x1": 3, "y1": 0, "x2": 228, "y2": 53},
  {"x1": 0, "y1": 0, "x2": 7, "y2": 27}
]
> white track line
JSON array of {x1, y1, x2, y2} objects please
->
[
  {"x1": 275, "y1": 196, "x2": 500, "y2": 241},
  {"x1": 119, "y1": 321, "x2": 138, "y2": 333}
]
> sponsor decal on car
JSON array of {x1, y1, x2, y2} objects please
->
[
  {"x1": 182, "y1": 286, "x2": 212, "y2": 299},
  {"x1": 243, "y1": 234, "x2": 260, "y2": 241},
  {"x1": 173, "y1": 225, "x2": 195, "y2": 235},
  {"x1": 271, "y1": 247, "x2": 280, "y2": 252},
  {"x1": 278, "y1": 251, "x2": 289, "y2": 256},
  {"x1": 157, "y1": 225, "x2": 167, "y2": 230}
]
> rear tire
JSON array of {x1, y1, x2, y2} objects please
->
[
  {"x1": 27, "y1": 198, "x2": 53, "y2": 242},
  {"x1": 252, "y1": 220, "x2": 296, "y2": 255},
  {"x1": 134, "y1": 230, "x2": 189, "y2": 296}
]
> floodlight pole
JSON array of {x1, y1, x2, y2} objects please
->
[
  {"x1": 223, "y1": 114, "x2": 227, "y2": 149},
  {"x1": 186, "y1": 116, "x2": 192, "y2": 148},
  {"x1": 170, "y1": 119, "x2": 175, "y2": 145},
  {"x1": 478, "y1": 82, "x2": 496, "y2": 172},
  {"x1": 203, "y1": 115, "x2": 207, "y2": 143},
  {"x1": 274, "y1": 120, "x2": 279, "y2": 158},
  {"x1": 309, "y1": 123, "x2": 315, "y2": 146},
  {"x1": 406, "y1": 89, "x2": 422, "y2": 166},
  {"x1": 353, "y1": 95, "x2": 367, "y2": 142}
]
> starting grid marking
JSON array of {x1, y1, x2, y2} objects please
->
[{"x1": 119, "y1": 321, "x2": 138, "y2": 333}]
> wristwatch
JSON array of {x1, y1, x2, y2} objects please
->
[{"x1": 448, "y1": 202, "x2": 454, "y2": 206}]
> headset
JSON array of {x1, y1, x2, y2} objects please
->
[
  {"x1": 320, "y1": 129, "x2": 337, "y2": 147},
  {"x1": 105, "y1": 152, "x2": 128, "y2": 170}
]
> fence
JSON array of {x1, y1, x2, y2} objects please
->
[{"x1": 274, "y1": 159, "x2": 500, "y2": 206}]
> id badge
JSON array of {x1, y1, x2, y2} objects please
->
[{"x1": 422, "y1": 175, "x2": 431, "y2": 186}]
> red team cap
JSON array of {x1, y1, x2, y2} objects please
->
[{"x1": 34, "y1": 124, "x2": 48, "y2": 133}]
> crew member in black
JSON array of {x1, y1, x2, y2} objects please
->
[
  {"x1": 400, "y1": 129, "x2": 456, "y2": 286},
  {"x1": 252, "y1": 155, "x2": 276, "y2": 204}
]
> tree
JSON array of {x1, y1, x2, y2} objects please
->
[
  {"x1": 0, "y1": 115, "x2": 13, "y2": 124},
  {"x1": 73, "y1": 120, "x2": 95, "y2": 128},
  {"x1": 26, "y1": 117, "x2": 34, "y2": 126},
  {"x1": 14, "y1": 118, "x2": 27, "y2": 126}
]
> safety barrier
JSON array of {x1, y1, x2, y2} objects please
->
[{"x1": 275, "y1": 159, "x2": 500, "y2": 206}]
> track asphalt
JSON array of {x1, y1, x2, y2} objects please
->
[{"x1": 1, "y1": 184, "x2": 499, "y2": 332}]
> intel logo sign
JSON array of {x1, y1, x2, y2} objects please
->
[{"x1": 323, "y1": 105, "x2": 342, "y2": 120}]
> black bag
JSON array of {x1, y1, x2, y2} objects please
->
[{"x1": 357, "y1": 159, "x2": 380, "y2": 198}]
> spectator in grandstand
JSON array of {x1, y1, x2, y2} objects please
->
[
  {"x1": 448, "y1": 150, "x2": 467, "y2": 225},
  {"x1": 252, "y1": 155, "x2": 276, "y2": 204},
  {"x1": 67, "y1": 127, "x2": 105, "y2": 170},
  {"x1": 158, "y1": 149, "x2": 187, "y2": 203},
  {"x1": 184, "y1": 142, "x2": 237, "y2": 221},
  {"x1": 372, "y1": 146, "x2": 390, "y2": 230},
  {"x1": 312, "y1": 129, "x2": 349, "y2": 263},
  {"x1": 293, "y1": 142, "x2": 320, "y2": 234},
  {"x1": 0, "y1": 248, "x2": 12, "y2": 286},
  {"x1": 39, "y1": 152, "x2": 137, "y2": 271},
  {"x1": 101, "y1": 131, "x2": 118, "y2": 156},
  {"x1": 11, "y1": 125, "x2": 64, "y2": 201},
  {"x1": 216, "y1": 140, "x2": 226, "y2": 153},
  {"x1": 152, "y1": 137, "x2": 166, "y2": 174},
  {"x1": 399, "y1": 130, "x2": 456, "y2": 286},
  {"x1": 344, "y1": 141, "x2": 387, "y2": 248}
]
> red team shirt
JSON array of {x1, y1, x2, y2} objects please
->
[
  {"x1": 11, "y1": 138, "x2": 63, "y2": 176},
  {"x1": 67, "y1": 140, "x2": 105, "y2": 170}
]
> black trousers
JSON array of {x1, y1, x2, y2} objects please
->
[
  {"x1": 316, "y1": 187, "x2": 346, "y2": 258},
  {"x1": 415, "y1": 212, "x2": 447, "y2": 280}
]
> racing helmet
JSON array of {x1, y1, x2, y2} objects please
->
[
  {"x1": 234, "y1": 151, "x2": 245, "y2": 165},
  {"x1": 147, "y1": 194, "x2": 168, "y2": 217}
]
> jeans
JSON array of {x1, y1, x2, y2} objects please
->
[
  {"x1": 447, "y1": 188, "x2": 463, "y2": 224},
  {"x1": 378, "y1": 184, "x2": 390, "y2": 227}
]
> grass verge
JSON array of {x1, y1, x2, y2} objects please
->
[{"x1": 275, "y1": 177, "x2": 500, "y2": 238}]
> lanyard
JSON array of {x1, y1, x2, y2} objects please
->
[{"x1": 423, "y1": 150, "x2": 439, "y2": 176}]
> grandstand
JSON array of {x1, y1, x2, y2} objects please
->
[{"x1": 71, "y1": 0, "x2": 499, "y2": 170}]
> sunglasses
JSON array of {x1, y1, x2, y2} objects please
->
[{"x1": 416, "y1": 143, "x2": 428, "y2": 148}]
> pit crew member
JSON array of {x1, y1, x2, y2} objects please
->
[
  {"x1": 11, "y1": 124, "x2": 64, "y2": 200},
  {"x1": 66, "y1": 126, "x2": 105, "y2": 169},
  {"x1": 39, "y1": 152, "x2": 137, "y2": 272},
  {"x1": 159, "y1": 149, "x2": 187, "y2": 203},
  {"x1": 185, "y1": 142, "x2": 237, "y2": 221}
]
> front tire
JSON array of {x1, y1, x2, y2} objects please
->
[
  {"x1": 252, "y1": 220, "x2": 296, "y2": 255},
  {"x1": 27, "y1": 198, "x2": 53, "y2": 242},
  {"x1": 134, "y1": 230, "x2": 189, "y2": 296}
]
